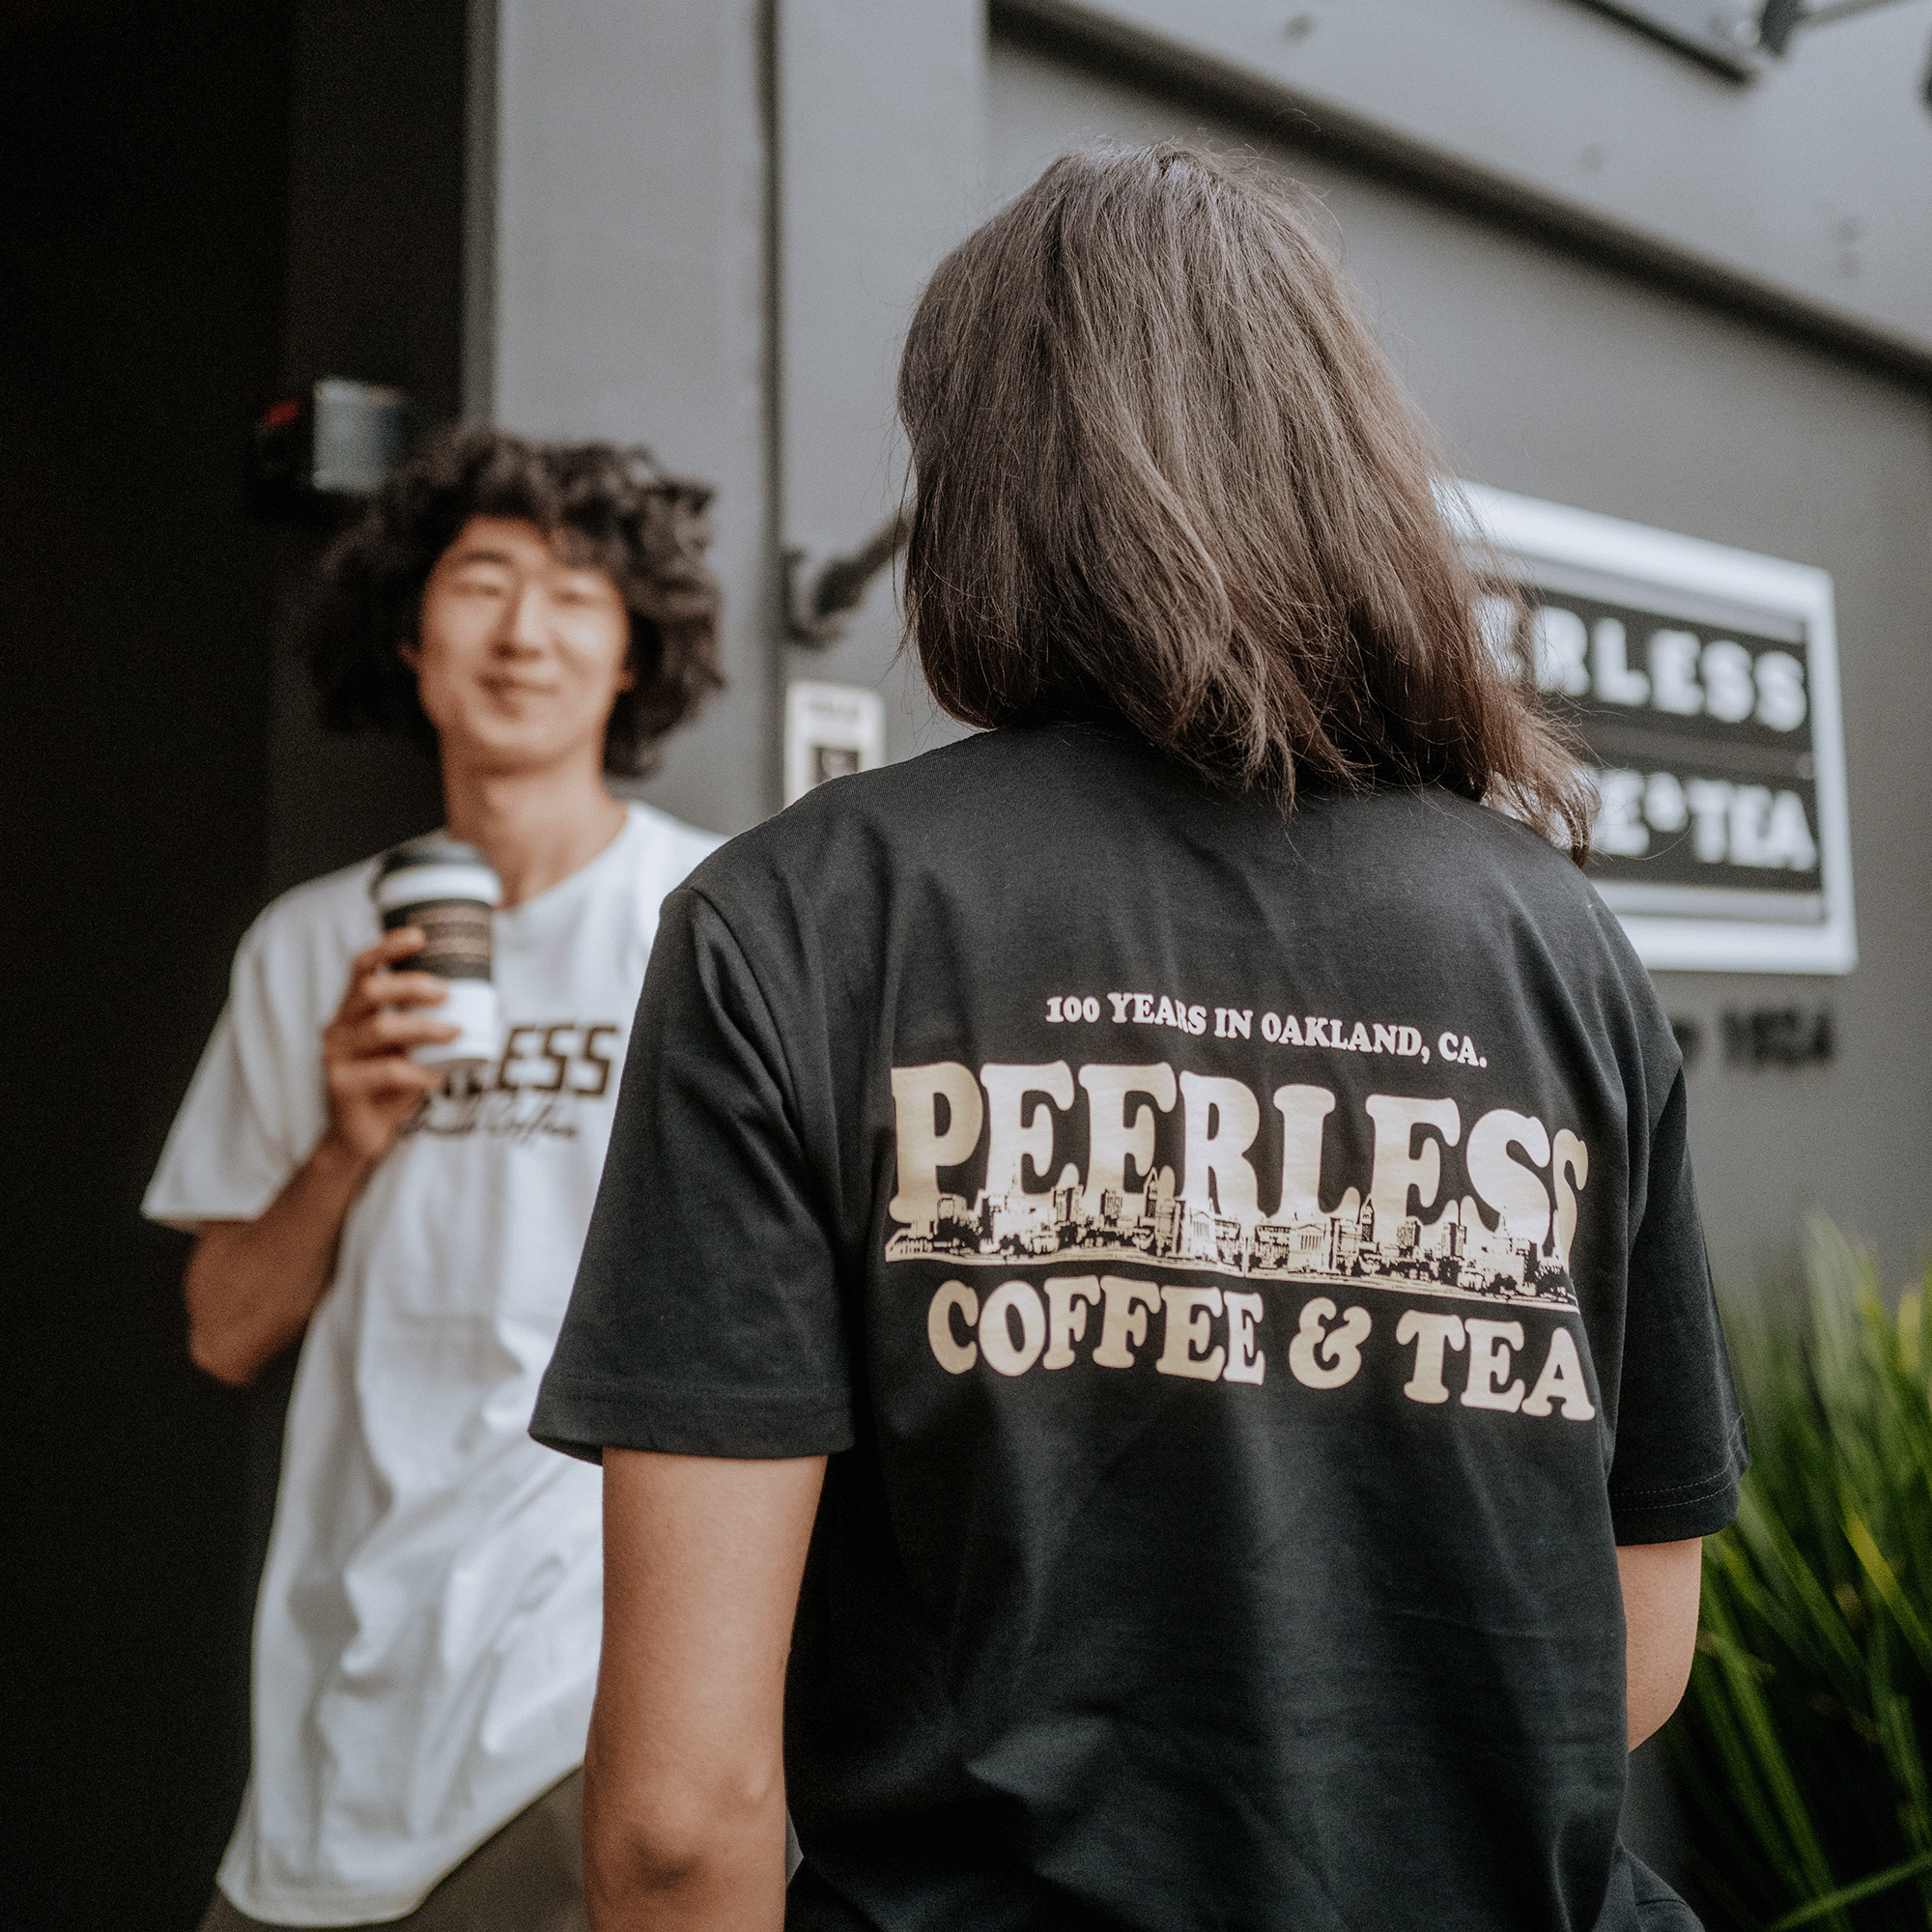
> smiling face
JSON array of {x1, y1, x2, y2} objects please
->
[{"x1": 403, "y1": 516, "x2": 635, "y2": 780}]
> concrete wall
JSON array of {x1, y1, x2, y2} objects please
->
[
  {"x1": 773, "y1": 0, "x2": 985, "y2": 758},
  {"x1": 982, "y1": 30, "x2": 1932, "y2": 1295},
  {"x1": 997, "y1": 0, "x2": 1932, "y2": 365},
  {"x1": 484, "y1": 0, "x2": 776, "y2": 832},
  {"x1": 462, "y1": 0, "x2": 1929, "y2": 1287}
]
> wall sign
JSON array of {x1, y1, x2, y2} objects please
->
[
  {"x1": 784, "y1": 680, "x2": 886, "y2": 806},
  {"x1": 1460, "y1": 483, "x2": 1856, "y2": 975}
]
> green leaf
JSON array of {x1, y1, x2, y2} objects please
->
[
  {"x1": 1662, "y1": 1221, "x2": 1932, "y2": 1931},
  {"x1": 1845, "y1": 1509, "x2": 1932, "y2": 1680},
  {"x1": 1764, "y1": 1843, "x2": 1932, "y2": 1930}
]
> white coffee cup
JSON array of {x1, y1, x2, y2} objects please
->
[{"x1": 370, "y1": 838, "x2": 504, "y2": 1071}]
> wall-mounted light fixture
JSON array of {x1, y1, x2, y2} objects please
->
[
  {"x1": 1757, "y1": 0, "x2": 1918, "y2": 55},
  {"x1": 1573, "y1": 1, "x2": 1766, "y2": 78},
  {"x1": 1755, "y1": 0, "x2": 1932, "y2": 109},
  {"x1": 249, "y1": 378, "x2": 414, "y2": 522},
  {"x1": 784, "y1": 510, "x2": 911, "y2": 647},
  {"x1": 1576, "y1": 0, "x2": 1932, "y2": 105}
]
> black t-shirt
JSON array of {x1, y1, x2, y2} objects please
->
[{"x1": 533, "y1": 723, "x2": 1745, "y2": 1932}]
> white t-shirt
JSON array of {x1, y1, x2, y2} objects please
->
[{"x1": 144, "y1": 803, "x2": 723, "y2": 1926}]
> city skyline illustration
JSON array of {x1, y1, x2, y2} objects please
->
[{"x1": 886, "y1": 1166, "x2": 1578, "y2": 1310}]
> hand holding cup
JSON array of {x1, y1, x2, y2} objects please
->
[{"x1": 321, "y1": 927, "x2": 461, "y2": 1168}]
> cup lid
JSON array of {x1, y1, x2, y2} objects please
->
[{"x1": 371, "y1": 836, "x2": 502, "y2": 908}]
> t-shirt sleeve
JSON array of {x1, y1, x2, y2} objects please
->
[
  {"x1": 1605, "y1": 1065, "x2": 1749, "y2": 1544},
  {"x1": 141, "y1": 911, "x2": 331, "y2": 1231},
  {"x1": 530, "y1": 887, "x2": 856, "y2": 1464}
]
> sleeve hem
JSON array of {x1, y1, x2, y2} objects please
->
[
  {"x1": 140, "y1": 1204, "x2": 269, "y2": 1233},
  {"x1": 1610, "y1": 1418, "x2": 1749, "y2": 1544},
  {"x1": 1611, "y1": 1492, "x2": 1739, "y2": 1545},
  {"x1": 141, "y1": 1183, "x2": 284, "y2": 1231},
  {"x1": 530, "y1": 1380, "x2": 855, "y2": 1465}
]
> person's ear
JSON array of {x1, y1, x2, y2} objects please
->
[{"x1": 398, "y1": 638, "x2": 422, "y2": 674}]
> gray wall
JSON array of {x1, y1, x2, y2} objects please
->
[
  {"x1": 482, "y1": 0, "x2": 777, "y2": 833},
  {"x1": 462, "y1": 0, "x2": 1930, "y2": 1290},
  {"x1": 773, "y1": 0, "x2": 984, "y2": 754},
  {"x1": 980, "y1": 33, "x2": 1932, "y2": 1295},
  {"x1": 998, "y1": 0, "x2": 1932, "y2": 364}
]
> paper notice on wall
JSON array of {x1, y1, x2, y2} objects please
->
[{"x1": 785, "y1": 680, "x2": 887, "y2": 807}]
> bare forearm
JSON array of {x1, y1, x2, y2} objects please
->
[
  {"x1": 587, "y1": 1451, "x2": 824, "y2": 1931},
  {"x1": 185, "y1": 1134, "x2": 377, "y2": 1385},
  {"x1": 182, "y1": 926, "x2": 453, "y2": 1387},
  {"x1": 1618, "y1": 1537, "x2": 1704, "y2": 1750}
]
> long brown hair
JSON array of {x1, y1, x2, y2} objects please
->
[{"x1": 896, "y1": 142, "x2": 1593, "y2": 862}]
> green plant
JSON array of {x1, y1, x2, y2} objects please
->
[{"x1": 1663, "y1": 1216, "x2": 1932, "y2": 1930}]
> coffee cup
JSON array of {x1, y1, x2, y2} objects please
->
[{"x1": 370, "y1": 837, "x2": 504, "y2": 1071}]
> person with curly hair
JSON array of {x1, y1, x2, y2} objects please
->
[{"x1": 145, "y1": 429, "x2": 725, "y2": 1932}]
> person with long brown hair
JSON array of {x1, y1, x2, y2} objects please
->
[{"x1": 535, "y1": 145, "x2": 1742, "y2": 1930}]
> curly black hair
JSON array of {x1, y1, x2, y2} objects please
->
[{"x1": 306, "y1": 428, "x2": 724, "y2": 775}]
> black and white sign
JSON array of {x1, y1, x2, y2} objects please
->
[
  {"x1": 1461, "y1": 483, "x2": 1855, "y2": 974},
  {"x1": 784, "y1": 679, "x2": 887, "y2": 806}
]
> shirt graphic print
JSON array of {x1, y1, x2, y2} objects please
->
[
  {"x1": 889, "y1": 1019, "x2": 1598, "y2": 1426},
  {"x1": 404, "y1": 1016, "x2": 626, "y2": 1145}
]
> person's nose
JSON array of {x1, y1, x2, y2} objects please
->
[{"x1": 499, "y1": 582, "x2": 549, "y2": 654}]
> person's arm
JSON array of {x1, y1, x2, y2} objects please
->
[
  {"x1": 184, "y1": 927, "x2": 457, "y2": 1386},
  {"x1": 1617, "y1": 1537, "x2": 1704, "y2": 1750},
  {"x1": 586, "y1": 1449, "x2": 826, "y2": 1932}
]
